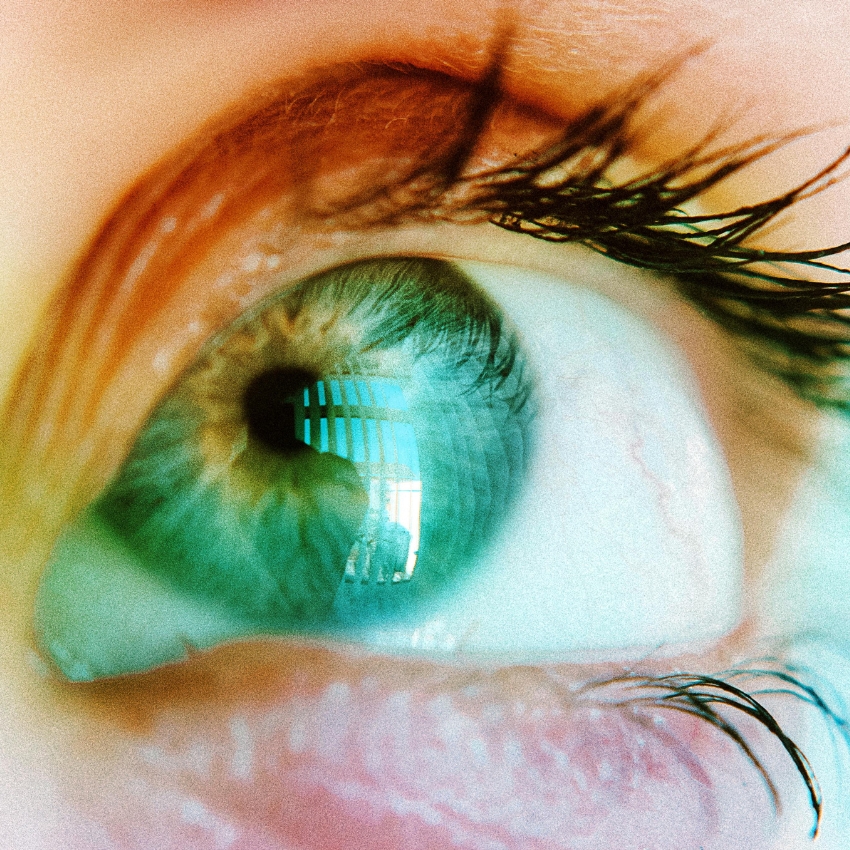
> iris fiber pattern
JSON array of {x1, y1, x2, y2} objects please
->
[{"x1": 61, "y1": 259, "x2": 537, "y2": 635}]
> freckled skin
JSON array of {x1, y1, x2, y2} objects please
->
[{"x1": 1, "y1": 1, "x2": 850, "y2": 849}]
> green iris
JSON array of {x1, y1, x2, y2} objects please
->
[{"x1": 38, "y1": 258, "x2": 536, "y2": 660}]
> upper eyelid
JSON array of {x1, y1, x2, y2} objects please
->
[
  {"x1": 0, "y1": 63, "x2": 539, "y2": 524},
  {"x1": 5, "y1": 56, "x2": 847, "y2": 530}
]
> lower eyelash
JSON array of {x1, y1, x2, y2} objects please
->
[{"x1": 573, "y1": 654, "x2": 850, "y2": 840}]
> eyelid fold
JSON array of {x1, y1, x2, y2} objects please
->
[{"x1": 0, "y1": 64, "x2": 561, "y2": 540}]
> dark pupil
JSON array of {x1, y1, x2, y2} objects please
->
[{"x1": 243, "y1": 367, "x2": 317, "y2": 453}]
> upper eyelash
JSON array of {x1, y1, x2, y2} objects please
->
[
  {"x1": 338, "y1": 51, "x2": 850, "y2": 410},
  {"x1": 470, "y1": 114, "x2": 850, "y2": 408}
]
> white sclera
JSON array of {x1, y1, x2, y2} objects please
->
[{"x1": 359, "y1": 261, "x2": 744, "y2": 658}]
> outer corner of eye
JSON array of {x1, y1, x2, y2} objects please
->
[{"x1": 35, "y1": 255, "x2": 745, "y2": 680}]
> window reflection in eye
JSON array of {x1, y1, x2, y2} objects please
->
[{"x1": 3, "y1": 14, "x2": 850, "y2": 850}]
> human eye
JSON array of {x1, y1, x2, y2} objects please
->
[{"x1": 3, "y1": 21, "x2": 850, "y2": 850}]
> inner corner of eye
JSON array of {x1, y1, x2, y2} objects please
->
[{"x1": 33, "y1": 257, "x2": 744, "y2": 681}]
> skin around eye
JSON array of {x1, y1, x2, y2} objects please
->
[{"x1": 2, "y1": 2, "x2": 850, "y2": 849}]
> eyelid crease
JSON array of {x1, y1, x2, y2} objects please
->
[
  {"x1": 0, "y1": 64, "x2": 530, "y2": 528},
  {"x1": 260, "y1": 49, "x2": 850, "y2": 414}
]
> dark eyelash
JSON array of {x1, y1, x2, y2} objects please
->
[
  {"x1": 345, "y1": 50, "x2": 850, "y2": 410},
  {"x1": 467, "y1": 105, "x2": 850, "y2": 409},
  {"x1": 574, "y1": 658, "x2": 850, "y2": 840},
  {"x1": 323, "y1": 60, "x2": 850, "y2": 835}
]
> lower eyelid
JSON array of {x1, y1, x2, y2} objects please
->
[{"x1": 45, "y1": 638, "x2": 814, "y2": 850}]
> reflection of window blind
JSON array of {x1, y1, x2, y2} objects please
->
[
  {"x1": 298, "y1": 374, "x2": 419, "y2": 479},
  {"x1": 300, "y1": 371, "x2": 423, "y2": 585}
]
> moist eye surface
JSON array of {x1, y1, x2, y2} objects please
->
[
  {"x1": 36, "y1": 258, "x2": 537, "y2": 676},
  {"x1": 36, "y1": 254, "x2": 744, "y2": 680}
]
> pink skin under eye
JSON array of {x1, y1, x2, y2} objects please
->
[{"x1": 49, "y1": 642, "x2": 801, "y2": 850}]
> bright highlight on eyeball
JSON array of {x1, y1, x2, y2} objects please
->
[{"x1": 34, "y1": 257, "x2": 744, "y2": 680}]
